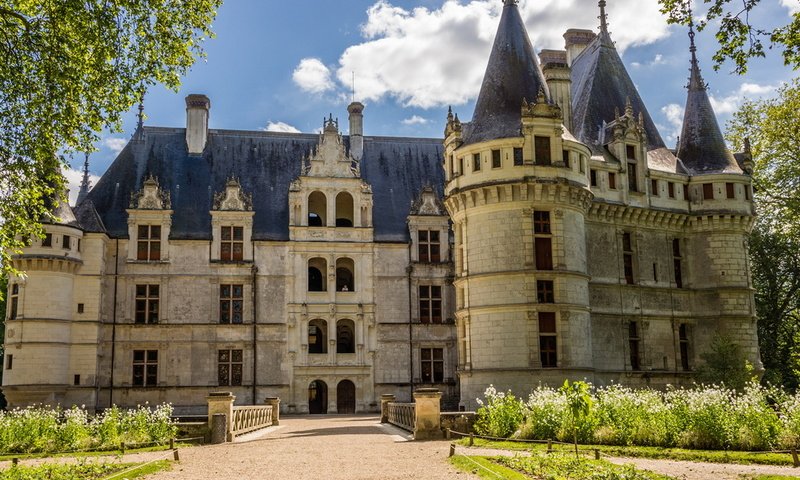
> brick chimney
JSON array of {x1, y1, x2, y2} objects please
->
[{"x1": 563, "y1": 29, "x2": 596, "y2": 66}]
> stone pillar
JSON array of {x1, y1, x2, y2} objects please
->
[
  {"x1": 380, "y1": 394, "x2": 395, "y2": 423},
  {"x1": 413, "y1": 388, "x2": 443, "y2": 440},
  {"x1": 265, "y1": 397, "x2": 281, "y2": 425},
  {"x1": 210, "y1": 413, "x2": 227, "y2": 444},
  {"x1": 207, "y1": 391, "x2": 235, "y2": 442}
]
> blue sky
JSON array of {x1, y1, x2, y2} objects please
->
[{"x1": 67, "y1": 0, "x2": 800, "y2": 202}]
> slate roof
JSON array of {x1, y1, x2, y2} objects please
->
[
  {"x1": 81, "y1": 127, "x2": 443, "y2": 242},
  {"x1": 676, "y1": 35, "x2": 741, "y2": 175},
  {"x1": 461, "y1": 0, "x2": 549, "y2": 146}
]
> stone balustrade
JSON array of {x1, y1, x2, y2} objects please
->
[
  {"x1": 382, "y1": 388, "x2": 444, "y2": 440},
  {"x1": 387, "y1": 402, "x2": 415, "y2": 432},
  {"x1": 206, "y1": 391, "x2": 279, "y2": 442},
  {"x1": 231, "y1": 405, "x2": 274, "y2": 437}
]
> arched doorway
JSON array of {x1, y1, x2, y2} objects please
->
[
  {"x1": 308, "y1": 380, "x2": 328, "y2": 414},
  {"x1": 336, "y1": 380, "x2": 356, "y2": 414}
]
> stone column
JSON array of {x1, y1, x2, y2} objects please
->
[
  {"x1": 265, "y1": 397, "x2": 281, "y2": 425},
  {"x1": 207, "y1": 391, "x2": 235, "y2": 442},
  {"x1": 380, "y1": 394, "x2": 395, "y2": 423},
  {"x1": 413, "y1": 388, "x2": 443, "y2": 440}
]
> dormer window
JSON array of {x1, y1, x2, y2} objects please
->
[
  {"x1": 220, "y1": 226, "x2": 244, "y2": 261},
  {"x1": 418, "y1": 230, "x2": 441, "y2": 263},
  {"x1": 211, "y1": 179, "x2": 254, "y2": 262},
  {"x1": 126, "y1": 176, "x2": 173, "y2": 262},
  {"x1": 137, "y1": 225, "x2": 161, "y2": 261}
]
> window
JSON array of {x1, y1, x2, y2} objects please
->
[
  {"x1": 491, "y1": 149, "x2": 501, "y2": 168},
  {"x1": 668, "y1": 182, "x2": 675, "y2": 198},
  {"x1": 449, "y1": 155, "x2": 455, "y2": 175},
  {"x1": 336, "y1": 319, "x2": 355, "y2": 353},
  {"x1": 308, "y1": 319, "x2": 328, "y2": 354},
  {"x1": 218, "y1": 349, "x2": 243, "y2": 386},
  {"x1": 132, "y1": 350, "x2": 158, "y2": 387},
  {"x1": 135, "y1": 285, "x2": 159, "y2": 324},
  {"x1": 702, "y1": 183, "x2": 714, "y2": 200},
  {"x1": 419, "y1": 285, "x2": 442, "y2": 324},
  {"x1": 77, "y1": 303, "x2": 84, "y2": 314},
  {"x1": 539, "y1": 312, "x2": 557, "y2": 368},
  {"x1": 77, "y1": 239, "x2": 81, "y2": 252},
  {"x1": 622, "y1": 233, "x2": 634, "y2": 285},
  {"x1": 308, "y1": 191, "x2": 326, "y2": 226},
  {"x1": 534, "y1": 211, "x2": 553, "y2": 271},
  {"x1": 683, "y1": 185, "x2": 690, "y2": 201},
  {"x1": 673, "y1": 239, "x2": 683, "y2": 289},
  {"x1": 335, "y1": 192, "x2": 354, "y2": 227},
  {"x1": 221, "y1": 226, "x2": 244, "y2": 261},
  {"x1": 513, "y1": 147, "x2": 523, "y2": 166},
  {"x1": 562, "y1": 150, "x2": 570, "y2": 169},
  {"x1": 137, "y1": 225, "x2": 161, "y2": 261},
  {"x1": 308, "y1": 258, "x2": 327, "y2": 292},
  {"x1": 42, "y1": 233, "x2": 52, "y2": 247},
  {"x1": 745, "y1": 185, "x2": 751, "y2": 201},
  {"x1": 579, "y1": 155, "x2": 586, "y2": 173},
  {"x1": 651, "y1": 179, "x2": 658, "y2": 196},
  {"x1": 535, "y1": 136, "x2": 551, "y2": 165},
  {"x1": 473, "y1": 153, "x2": 481, "y2": 172},
  {"x1": 653, "y1": 263, "x2": 658, "y2": 282},
  {"x1": 626, "y1": 145, "x2": 636, "y2": 160},
  {"x1": 62, "y1": 234, "x2": 71, "y2": 250},
  {"x1": 220, "y1": 284, "x2": 244, "y2": 324},
  {"x1": 421, "y1": 348, "x2": 444, "y2": 383},
  {"x1": 5, "y1": 354, "x2": 12, "y2": 370},
  {"x1": 9, "y1": 283, "x2": 18, "y2": 320},
  {"x1": 629, "y1": 321, "x2": 641, "y2": 371},
  {"x1": 608, "y1": 173, "x2": 617, "y2": 190},
  {"x1": 679, "y1": 324, "x2": 691, "y2": 371},
  {"x1": 628, "y1": 162, "x2": 638, "y2": 192},
  {"x1": 336, "y1": 258, "x2": 355, "y2": 291},
  {"x1": 726, "y1": 183, "x2": 735, "y2": 199},
  {"x1": 418, "y1": 230, "x2": 441, "y2": 263},
  {"x1": 74, "y1": 374, "x2": 80, "y2": 386},
  {"x1": 590, "y1": 170, "x2": 597, "y2": 187},
  {"x1": 458, "y1": 157, "x2": 464, "y2": 176},
  {"x1": 536, "y1": 280, "x2": 554, "y2": 303}
]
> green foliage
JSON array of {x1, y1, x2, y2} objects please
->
[
  {"x1": 473, "y1": 385, "x2": 524, "y2": 438},
  {"x1": 495, "y1": 452, "x2": 674, "y2": 480},
  {"x1": 475, "y1": 383, "x2": 800, "y2": 451},
  {"x1": 0, "y1": 275, "x2": 6, "y2": 410},
  {"x1": 695, "y1": 336, "x2": 755, "y2": 390},
  {"x1": 561, "y1": 380, "x2": 594, "y2": 457},
  {"x1": 0, "y1": 404, "x2": 177, "y2": 454},
  {"x1": 0, "y1": 461, "x2": 123, "y2": 480},
  {"x1": 0, "y1": 0, "x2": 221, "y2": 284},
  {"x1": 658, "y1": 0, "x2": 800, "y2": 74}
]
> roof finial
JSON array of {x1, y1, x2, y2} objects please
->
[
  {"x1": 503, "y1": 0, "x2": 518, "y2": 6},
  {"x1": 686, "y1": 8, "x2": 707, "y2": 91},
  {"x1": 599, "y1": 0, "x2": 609, "y2": 35},
  {"x1": 76, "y1": 152, "x2": 92, "y2": 205},
  {"x1": 137, "y1": 95, "x2": 144, "y2": 131}
]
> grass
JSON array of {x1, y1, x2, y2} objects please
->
[
  {"x1": 0, "y1": 443, "x2": 182, "y2": 462},
  {"x1": 103, "y1": 460, "x2": 172, "y2": 479},
  {"x1": 455, "y1": 437, "x2": 797, "y2": 467},
  {"x1": 0, "y1": 460, "x2": 171, "y2": 480},
  {"x1": 739, "y1": 476, "x2": 800, "y2": 480},
  {"x1": 449, "y1": 455, "x2": 529, "y2": 480}
]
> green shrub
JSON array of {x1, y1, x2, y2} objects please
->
[{"x1": 474, "y1": 386, "x2": 524, "y2": 438}]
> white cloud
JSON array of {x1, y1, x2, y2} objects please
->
[
  {"x1": 262, "y1": 121, "x2": 301, "y2": 133},
  {"x1": 292, "y1": 58, "x2": 335, "y2": 94},
  {"x1": 298, "y1": 0, "x2": 670, "y2": 109},
  {"x1": 401, "y1": 115, "x2": 428, "y2": 125},
  {"x1": 709, "y1": 82, "x2": 777, "y2": 116},
  {"x1": 62, "y1": 167, "x2": 101, "y2": 206},
  {"x1": 103, "y1": 137, "x2": 127, "y2": 155},
  {"x1": 632, "y1": 53, "x2": 665, "y2": 68},
  {"x1": 661, "y1": 103, "x2": 684, "y2": 143},
  {"x1": 781, "y1": 0, "x2": 800, "y2": 14}
]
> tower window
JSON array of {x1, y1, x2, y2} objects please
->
[
  {"x1": 9, "y1": 283, "x2": 19, "y2": 320},
  {"x1": 579, "y1": 155, "x2": 586, "y2": 173},
  {"x1": 458, "y1": 157, "x2": 464, "y2": 176},
  {"x1": 679, "y1": 324, "x2": 691, "y2": 371},
  {"x1": 533, "y1": 211, "x2": 551, "y2": 234},
  {"x1": 419, "y1": 285, "x2": 442, "y2": 324},
  {"x1": 651, "y1": 179, "x2": 658, "y2": 196},
  {"x1": 609, "y1": 173, "x2": 617, "y2": 190},
  {"x1": 473, "y1": 153, "x2": 481, "y2": 172},
  {"x1": 42, "y1": 233, "x2": 52, "y2": 247},
  {"x1": 702, "y1": 183, "x2": 714, "y2": 200},
  {"x1": 629, "y1": 321, "x2": 641, "y2": 371},
  {"x1": 745, "y1": 185, "x2": 751, "y2": 201},
  {"x1": 536, "y1": 280, "x2": 554, "y2": 303},
  {"x1": 534, "y1": 211, "x2": 553, "y2": 271},
  {"x1": 137, "y1": 225, "x2": 161, "y2": 261},
  {"x1": 132, "y1": 350, "x2": 158, "y2": 387},
  {"x1": 534, "y1": 136, "x2": 551, "y2": 165},
  {"x1": 421, "y1": 348, "x2": 444, "y2": 383},
  {"x1": 218, "y1": 349, "x2": 243, "y2": 386},
  {"x1": 418, "y1": 230, "x2": 441, "y2": 263},
  {"x1": 513, "y1": 147, "x2": 524, "y2": 166},
  {"x1": 673, "y1": 238, "x2": 683, "y2": 289},
  {"x1": 622, "y1": 233, "x2": 634, "y2": 285},
  {"x1": 668, "y1": 182, "x2": 675, "y2": 198},
  {"x1": 590, "y1": 170, "x2": 597, "y2": 187},
  {"x1": 683, "y1": 185, "x2": 690, "y2": 201},
  {"x1": 135, "y1": 285, "x2": 159, "y2": 324},
  {"x1": 726, "y1": 183, "x2": 735, "y2": 199},
  {"x1": 491, "y1": 149, "x2": 501, "y2": 168},
  {"x1": 74, "y1": 374, "x2": 81, "y2": 386},
  {"x1": 62, "y1": 234, "x2": 71, "y2": 250},
  {"x1": 220, "y1": 226, "x2": 244, "y2": 261},
  {"x1": 77, "y1": 303, "x2": 84, "y2": 314},
  {"x1": 539, "y1": 312, "x2": 557, "y2": 368},
  {"x1": 220, "y1": 284, "x2": 244, "y2": 324},
  {"x1": 628, "y1": 162, "x2": 638, "y2": 192},
  {"x1": 5, "y1": 354, "x2": 12, "y2": 370}
]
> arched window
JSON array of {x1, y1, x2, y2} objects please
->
[
  {"x1": 336, "y1": 257, "x2": 355, "y2": 292},
  {"x1": 308, "y1": 257, "x2": 327, "y2": 292},
  {"x1": 308, "y1": 191, "x2": 327, "y2": 226},
  {"x1": 308, "y1": 319, "x2": 328, "y2": 354},
  {"x1": 337, "y1": 319, "x2": 355, "y2": 354},
  {"x1": 335, "y1": 192, "x2": 354, "y2": 227}
]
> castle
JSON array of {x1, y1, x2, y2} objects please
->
[{"x1": 2, "y1": 0, "x2": 760, "y2": 413}]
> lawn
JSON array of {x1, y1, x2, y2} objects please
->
[{"x1": 0, "y1": 460, "x2": 171, "y2": 480}]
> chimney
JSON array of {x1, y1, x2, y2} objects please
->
[
  {"x1": 539, "y1": 49, "x2": 573, "y2": 132},
  {"x1": 185, "y1": 94, "x2": 210, "y2": 155},
  {"x1": 348, "y1": 102, "x2": 364, "y2": 161},
  {"x1": 563, "y1": 29, "x2": 596, "y2": 66}
]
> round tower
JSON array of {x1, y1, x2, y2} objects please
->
[{"x1": 444, "y1": 0, "x2": 593, "y2": 409}]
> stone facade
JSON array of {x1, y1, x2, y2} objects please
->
[{"x1": 2, "y1": 1, "x2": 759, "y2": 412}]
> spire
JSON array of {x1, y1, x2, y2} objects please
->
[
  {"x1": 677, "y1": 24, "x2": 741, "y2": 173},
  {"x1": 133, "y1": 93, "x2": 145, "y2": 141},
  {"x1": 76, "y1": 153, "x2": 92, "y2": 205},
  {"x1": 598, "y1": 0, "x2": 609, "y2": 36},
  {"x1": 463, "y1": 0, "x2": 549, "y2": 145}
]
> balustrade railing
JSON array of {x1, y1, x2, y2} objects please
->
[
  {"x1": 387, "y1": 402, "x2": 415, "y2": 432},
  {"x1": 230, "y1": 405, "x2": 273, "y2": 437}
]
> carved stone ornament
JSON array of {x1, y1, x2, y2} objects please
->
[
  {"x1": 130, "y1": 175, "x2": 171, "y2": 209},
  {"x1": 302, "y1": 114, "x2": 361, "y2": 179},
  {"x1": 410, "y1": 185, "x2": 446, "y2": 216},
  {"x1": 213, "y1": 178, "x2": 253, "y2": 211}
]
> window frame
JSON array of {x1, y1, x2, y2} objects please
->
[
  {"x1": 673, "y1": 238, "x2": 683, "y2": 289},
  {"x1": 220, "y1": 226, "x2": 244, "y2": 262},
  {"x1": 132, "y1": 350, "x2": 158, "y2": 387},
  {"x1": 513, "y1": 147, "x2": 524, "y2": 166},
  {"x1": 419, "y1": 285, "x2": 443, "y2": 324},
  {"x1": 220, "y1": 284, "x2": 244, "y2": 324},
  {"x1": 539, "y1": 312, "x2": 557, "y2": 368},
  {"x1": 136, "y1": 225, "x2": 162, "y2": 261},
  {"x1": 42, "y1": 233, "x2": 52, "y2": 247},
  {"x1": 533, "y1": 211, "x2": 553, "y2": 271},
  {"x1": 608, "y1": 172, "x2": 617, "y2": 190},
  {"x1": 534, "y1": 136, "x2": 552, "y2": 165},
  {"x1": 472, "y1": 153, "x2": 481, "y2": 172},
  {"x1": 622, "y1": 232, "x2": 634, "y2": 285},
  {"x1": 218, "y1": 349, "x2": 243, "y2": 387},
  {"x1": 536, "y1": 280, "x2": 554, "y2": 303},
  {"x1": 135, "y1": 284, "x2": 160, "y2": 324},
  {"x1": 418, "y1": 230, "x2": 441, "y2": 263},
  {"x1": 679, "y1": 324, "x2": 691, "y2": 371},
  {"x1": 9, "y1": 283, "x2": 19, "y2": 320},
  {"x1": 491, "y1": 149, "x2": 501, "y2": 169},
  {"x1": 420, "y1": 347, "x2": 444, "y2": 383}
]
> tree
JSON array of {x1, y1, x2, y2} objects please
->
[
  {"x1": 0, "y1": 0, "x2": 221, "y2": 286},
  {"x1": 659, "y1": 0, "x2": 800, "y2": 74},
  {"x1": 560, "y1": 380, "x2": 592, "y2": 458},
  {"x1": 695, "y1": 335, "x2": 755, "y2": 390},
  {"x1": 0, "y1": 275, "x2": 6, "y2": 409},
  {"x1": 726, "y1": 79, "x2": 800, "y2": 390}
]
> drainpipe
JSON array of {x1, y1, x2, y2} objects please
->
[
  {"x1": 252, "y1": 258, "x2": 258, "y2": 405},
  {"x1": 109, "y1": 239, "x2": 119, "y2": 407},
  {"x1": 407, "y1": 243, "x2": 414, "y2": 401}
]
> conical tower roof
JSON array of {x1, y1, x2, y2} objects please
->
[
  {"x1": 676, "y1": 29, "x2": 741, "y2": 174},
  {"x1": 570, "y1": 4, "x2": 666, "y2": 152},
  {"x1": 462, "y1": 0, "x2": 550, "y2": 145}
]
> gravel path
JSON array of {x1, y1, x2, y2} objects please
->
[{"x1": 145, "y1": 415, "x2": 475, "y2": 480}]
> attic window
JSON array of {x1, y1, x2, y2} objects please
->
[
  {"x1": 491, "y1": 150, "x2": 501, "y2": 168},
  {"x1": 626, "y1": 145, "x2": 636, "y2": 160}
]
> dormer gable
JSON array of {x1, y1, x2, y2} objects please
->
[
  {"x1": 210, "y1": 178, "x2": 255, "y2": 263},
  {"x1": 213, "y1": 178, "x2": 253, "y2": 211},
  {"x1": 304, "y1": 115, "x2": 361, "y2": 179},
  {"x1": 126, "y1": 175, "x2": 173, "y2": 262},
  {"x1": 129, "y1": 175, "x2": 171, "y2": 210},
  {"x1": 410, "y1": 186, "x2": 446, "y2": 217}
]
